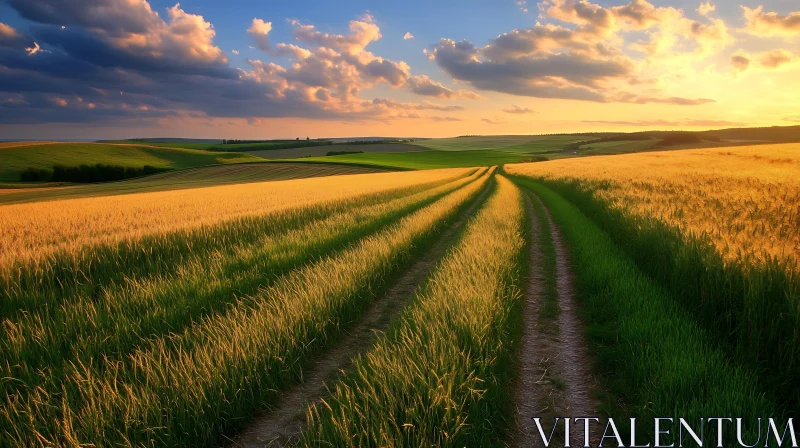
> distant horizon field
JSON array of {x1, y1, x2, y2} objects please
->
[
  {"x1": 0, "y1": 162, "x2": 390, "y2": 205},
  {"x1": 248, "y1": 143, "x2": 427, "y2": 160},
  {"x1": 0, "y1": 142, "x2": 264, "y2": 182},
  {"x1": 409, "y1": 135, "x2": 585, "y2": 152},
  {"x1": 294, "y1": 149, "x2": 539, "y2": 169}
]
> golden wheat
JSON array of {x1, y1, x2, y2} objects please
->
[
  {"x1": 507, "y1": 144, "x2": 800, "y2": 266},
  {"x1": 301, "y1": 175, "x2": 525, "y2": 446},
  {"x1": 9, "y1": 169, "x2": 492, "y2": 446},
  {"x1": 0, "y1": 168, "x2": 471, "y2": 268}
]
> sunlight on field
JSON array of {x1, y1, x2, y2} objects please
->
[
  {"x1": 506, "y1": 143, "x2": 800, "y2": 266},
  {"x1": 0, "y1": 168, "x2": 470, "y2": 268}
]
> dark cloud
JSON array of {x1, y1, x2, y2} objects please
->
[
  {"x1": 0, "y1": 23, "x2": 35, "y2": 51},
  {"x1": 429, "y1": 38, "x2": 629, "y2": 102},
  {"x1": 7, "y1": 0, "x2": 162, "y2": 35},
  {"x1": 0, "y1": 1, "x2": 455, "y2": 125},
  {"x1": 406, "y1": 75, "x2": 481, "y2": 99}
]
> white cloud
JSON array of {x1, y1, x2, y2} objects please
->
[
  {"x1": 697, "y1": 2, "x2": 716, "y2": 17},
  {"x1": 403, "y1": 32, "x2": 414, "y2": 40},
  {"x1": 248, "y1": 18, "x2": 273, "y2": 53}
]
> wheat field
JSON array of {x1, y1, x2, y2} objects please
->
[
  {"x1": 507, "y1": 143, "x2": 800, "y2": 267},
  {"x1": 0, "y1": 168, "x2": 470, "y2": 269}
]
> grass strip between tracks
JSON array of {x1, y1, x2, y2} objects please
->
[{"x1": 300, "y1": 175, "x2": 526, "y2": 447}]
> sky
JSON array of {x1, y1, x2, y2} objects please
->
[{"x1": 1, "y1": 0, "x2": 799, "y2": 139}]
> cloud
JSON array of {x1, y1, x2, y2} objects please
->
[
  {"x1": 403, "y1": 32, "x2": 414, "y2": 40},
  {"x1": 697, "y1": 2, "x2": 716, "y2": 17},
  {"x1": 516, "y1": 1, "x2": 528, "y2": 13},
  {"x1": 0, "y1": 1, "x2": 450, "y2": 126},
  {"x1": 742, "y1": 6, "x2": 800, "y2": 37},
  {"x1": 611, "y1": 94, "x2": 715, "y2": 105},
  {"x1": 248, "y1": 18, "x2": 273, "y2": 53},
  {"x1": 429, "y1": 38, "x2": 630, "y2": 103},
  {"x1": 730, "y1": 49, "x2": 797, "y2": 72},
  {"x1": 583, "y1": 118, "x2": 744, "y2": 127},
  {"x1": 731, "y1": 54, "x2": 751, "y2": 72},
  {"x1": 503, "y1": 105, "x2": 537, "y2": 114},
  {"x1": 231, "y1": 49, "x2": 239, "y2": 55},
  {"x1": 426, "y1": 0, "x2": 724, "y2": 105},
  {"x1": 430, "y1": 116, "x2": 462, "y2": 122},
  {"x1": 482, "y1": 118, "x2": 505, "y2": 125},
  {"x1": 7, "y1": 0, "x2": 162, "y2": 35},
  {"x1": 406, "y1": 75, "x2": 482, "y2": 99},
  {"x1": 1, "y1": 22, "x2": 42, "y2": 56},
  {"x1": 370, "y1": 98, "x2": 464, "y2": 112},
  {"x1": 759, "y1": 49, "x2": 794, "y2": 68}
]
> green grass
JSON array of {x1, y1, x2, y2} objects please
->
[
  {"x1": 0, "y1": 142, "x2": 264, "y2": 182},
  {"x1": 101, "y1": 141, "x2": 221, "y2": 150},
  {"x1": 248, "y1": 143, "x2": 424, "y2": 160},
  {"x1": 512, "y1": 176, "x2": 777, "y2": 443},
  {"x1": 577, "y1": 139, "x2": 659, "y2": 155},
  {"x1": 0, "y1": 163, "x2": 389, "y2": 205},
  {"x1": 296, "y1": 149, "x2": 537, "y2": 169},
  {"x1": 0, "y1": 170, "x2": 489, "y2": 446},
  {"x1": 410, "y1": 135, "x2": 584, "y2": 152}
]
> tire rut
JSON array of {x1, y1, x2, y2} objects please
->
[
  {"x1": 226, "y1": 178, "x2": 494, "y2": 448},
  {"x1": 509, "y1": 192, "x2": 599, "y2": 448}
]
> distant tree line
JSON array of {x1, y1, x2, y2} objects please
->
[
  {"x1": 20, "y1": 164, "x2": 169, "y2": 183},
  {"x1": 222, "y1": 137, "x2": 322, "y2": 145},
  {"x1": 213, "y1": 138, "x2": 412, "y2": 152},
  {"x1": 326, "y1": 150, "x2": 364, "y2": 156},
  {"x1": 214, "y1": 141, "x2": 333, "y2": 151}
]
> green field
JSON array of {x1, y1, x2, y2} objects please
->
[
  {"x1": 296, "y1": 149, "x2": 537, "y2": 169},
  {"x1": 0, "y1": 142, "x2": 263, "y2": 182},
  {"x1": 0, "y1": 163, "x2": 388, "y2": 205},
  {"x1": 107, "y1": 141, "x2": 220, "y2": 150},
  {"x1": 577, "y1": 139, "x2": 660, "y2": 155},
  {"x1": 249, "y1": 143, "x2": 425, "y2": 160},
  {"x1": 410, "y1": 135, "x2": 584, "y2": 152}
]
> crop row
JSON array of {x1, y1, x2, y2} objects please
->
[
  {"x1": 301, "y1": 175, "x2": 525, "y2": 446},
  {"x1": 0, "y1": 167, "x2": 471, "y2": 269}
]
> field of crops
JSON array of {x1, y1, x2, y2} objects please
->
[
  {"x1": 409, "y1": 135, "x2": 584, "y2": 152},
  {"x1": 0, "y1": 142, "x2": 263, "y2": 182},
  {"x1": 298, "y1": 149, "x2": 537, "y2": 169},
  {"x1": 0, "y1": 163, "x2": 388, "y2": 205},
  {"x1": 507, "y1": 143, "x2": 800, "y2": 428},
  {"x1": 2, "y1": 141, "x2": 797, "y2": 446},
  {"x1": 507, "y1": 144, "x2": 800, "y2": 266}
]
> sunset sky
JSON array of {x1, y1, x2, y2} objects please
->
[{"x1": 1, "y1": 0, "x2": 799, "y2": 139}]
